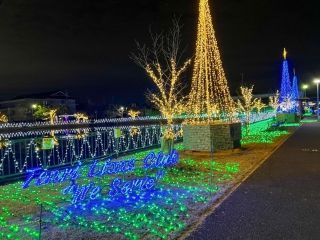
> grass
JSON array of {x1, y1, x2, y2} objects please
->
[{"x1": 241, "y1": 119, "x2": 290, "y2": 145}]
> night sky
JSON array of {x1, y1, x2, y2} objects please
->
[{"x1": 0, "y1": 0, "x2": 320, "y2": 105}]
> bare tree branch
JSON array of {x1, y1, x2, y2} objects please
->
[{"x1": 131, "y1": 19, "x2": 191, "y2": 125}]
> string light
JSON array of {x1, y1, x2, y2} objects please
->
[
  {"x1": 241, "y1": 119, "x2": 289, "y2": 145},
  {"x1": 291, "y1": 69, "x2": 300, "y2": 100},
  {"x1": 255, "y1": 99, "x2": 267, "y2": 113},
  {"x1": 0, "y1": 115, "x2": 292, "y2": 240},
  {"x1": 0, "y1": 112, "x2": 277, "y2": 133},
  {"x1": 280, "y1": 48, "x2": 292, "y2": 102},
  {"x1": 0, "y1": 142, "x2": 243, "y2": 240},
  {"x1": 127, "y1": 110, "x2": 140, "y2": 119},
  {"x1": 279, "y1": 96, "x2": 297, "y2": 113},
  {"x1": 74, "y1": 113, "x2": 89, "y2": 123},
  {"x1": 269, "y1": 90, "x2": 280, "y2": 112},
  {"x1": 0, "y1": 111, "x2": 276, "y2": 179},
  {"x1": 0, "y1": 113, "x2": 8, "y2": 123},
  {"x1": 278, "y1": 48, "x2": 298, "y2": 113},
  {"x1": 237, "y1": 86, "x2": 263, "y2": 130},
  {"x1": 132, "y1": 20, "x2": 191, "y2": 127},
  {"x1": 188, "y1": 0, "x2": 235, "y2": 122},
  {"x1": 0, "y1": 125, "x2": 183, "y2": 178}
]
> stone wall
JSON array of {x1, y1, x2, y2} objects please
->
[{"x1": 183, "y1": 122, "x2": 242, "y2": 152}]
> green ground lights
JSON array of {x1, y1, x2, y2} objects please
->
[
  {"x1": 241, "y1": 119, "x2": 290, "y2": 145},
  {"x1": 0, "y1": 144, "x2": 239, "y2": 240}
]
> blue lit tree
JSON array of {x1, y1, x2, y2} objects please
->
[
  {"x1": 291, "y1": 69, "x2": 300, "y2": 100},
  {"x1": 279, "y1": 48, "x2": 292, "y2": 102}
]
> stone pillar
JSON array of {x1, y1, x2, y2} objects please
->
[
  {"x1": 183, "y1": 122, "x2": 242, "y2": 152},
  {"x1": 161, "y1": 137, "x2": 174, "y2": 154}
]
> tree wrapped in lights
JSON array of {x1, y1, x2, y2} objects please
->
[
  {"x1": 45, "y1": 109, "x2": 58, "y2": 125},
  {"x1": 74, "y1": 113, "x2": 89, "y2": 123},
  {"x1": 33, "y1": 105, "x2": 57, "y2": 124},
  {"x1": 0, "y1": 113, "x2": 8, "y2": 123},
  {"x1": 131, "y1": 20, "x2": 191, "y2": 127},
  {"x1": 280, "y1": 48, "x2": 292, "y2": 102},
  {"x1": 291, "y1": 69, "x2": 300, "y2": 100},
  {"x1": 278, "y1": 48, "x2": 298, "y2": 113},
  {"x1": 269, "y1": 90, "x2": 280, "y2": 113},
  {"x1": 279, "y1": 96, "x2": 296, "y2": 113},
  {"x1": 128, "y1": 110, "x2": 140, "y2": 119},
  {"x1": 237, "y1": 86, "x2": 259, "y2": 132},
  {"x1": 255, "y1": 99, "x2": 266, "y2": 113},
  {"x1": 128, "y1": 110, "x2": 141, "y2": 136},
  {"x1": 188, "y1": 0, "x2": 235, "y2": 122},
  {"x1": 0, "y1": 137, "x2": 9, "y2": 149}
]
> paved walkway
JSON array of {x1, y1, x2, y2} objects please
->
[{"x1": 187, "y1": 122, "x2": 320, "y2": 240}]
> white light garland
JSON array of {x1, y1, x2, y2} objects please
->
[
  {"x1": 0, "y1": 112, "x2": 273, "y2": 179},
  {"x1": 0, "y1": 125, "x2": 182, "y2": 179}
]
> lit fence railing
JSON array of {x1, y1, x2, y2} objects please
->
[
  {"x1": 0, "y1": 125, "x2": 182, "y2": 180},
  {"x1": 94, "y1": 111, "x2": 276, "y2": 124},
  {"x1": 238, "y1": 111, "x2": 276, "y2": 123},
  {"x1": 0, "y1": 111, "x2": 276, "y2": 130},
  {"x1": 0, "y1": 111, "x2": 275, "y2": 181}
]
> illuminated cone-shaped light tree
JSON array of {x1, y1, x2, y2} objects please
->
[
  {"x1": 183, "y1": 0, "x2": 241, "y2": 152},
  {"x1": 188, "y1": 0, "x2": 234, "y2": 122},
  {"x1": 279, "y1": 48, "x2": 292, "y2": 102},
  {"x1": 291, "y1": 69, "x2": 300, "y2": 100}
]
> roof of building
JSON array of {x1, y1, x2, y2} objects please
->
[{"x1": 12, "y1": 91, "x2": 72, "y2": 100}]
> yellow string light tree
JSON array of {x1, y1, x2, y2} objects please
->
[
  {"x1": 132, "y1": 20, "x2": 191, "y2": 153},
  {"x1": 269, "y1": 90, "x2": 280, "y2": 113},
  {"x1": 0, "y1": 113, "x2": 8, "y2": 123},
  {"x1": 237, "y1": 86, "x2": 259, "y2": 133},
  {"x1": 74, "y1": 113, "x2": 89, "y2": 123},
  {"x1": 128, "y1": 110, "x2": 140, "y2": 119},
  {"x1": 183, "y1": 0, "x2": 242, "y2": 152},
  {"x1": 188, "y1": 0, "x2": 235, "y2": 122},
  {"x1": 131, "y1": 20, "x2": 191, "y2": 126},
  {"x1": 255, "y1": 99, "x2": 267, "y2": 113}
]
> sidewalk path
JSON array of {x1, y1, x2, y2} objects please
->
[{"x1": 186, "y1": 123, "x2": 320, "y2": 240}]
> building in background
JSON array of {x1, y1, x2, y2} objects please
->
[{"x1": 0, "y1": 91, "x2": 76, "y2": 122}]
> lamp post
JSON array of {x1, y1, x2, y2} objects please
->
[
  {"x1": 302, "y1": 84, "x2": 309, "y2": 98},
  {"x1": 119, "y1": 106, "x2": 125, "y2": 118},
  {"x1": 314, "y1": 79, "x2": 320, "y2": 121},
  {"x1": 31, "y1": 104, "x2": 38, "y2": 121}
]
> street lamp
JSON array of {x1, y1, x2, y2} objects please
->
[
  {"x1": 302, "y1": 84, "x2": 309, "y2": 98},
  {"x1": 118, "y1": 106, "x2": 125, "y2": 118},
  {"x1": 31, "y1": 104, "x2": 38, "y2": 121},
  {"x1": 314, "y1": 79, "x2": 320, "y2": 121}
]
